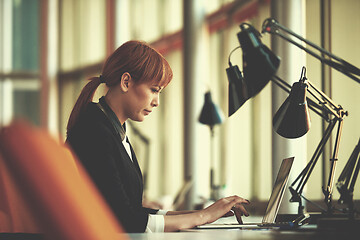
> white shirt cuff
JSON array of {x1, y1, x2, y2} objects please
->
[
  {"x1": 145, "y1": 214, "x2": 165, "y2": 232},
  {"x1": 156, "y1": 209, "x2": 168, "y2": 215}
]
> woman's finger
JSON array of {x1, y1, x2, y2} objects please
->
[
  {"x1": 234, "y1": 209, "x2": 243, "y2": 224},
  {"x1": 232, "y1": 204, "x2": 249, "y2": 217},
  {"x1": 224, "y1": 195, "x2": 250, "y2": 205},
  {"x1": 222, "y1": 211, "x2": 235, "y2": 217},
  {"x1": 231, "y1": 202, "x2": 250, "y2": 225}
]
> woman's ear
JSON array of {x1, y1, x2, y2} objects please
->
[{"x1": 120, "y1": 72, "x2": 132, "y2": 92}]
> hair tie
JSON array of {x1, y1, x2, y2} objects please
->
[{"x1": 99, "y1": 75, "x2": 105, "y2": 83}]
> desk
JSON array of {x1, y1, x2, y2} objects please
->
[
  {"x1": 0, "y1": 226, "x2": 356, "y2": 240},
  {"x1": 127, "y1": 227, "x2": 355, "y2": 240},
  {"x1": 125, "y1": 214, "x2": 359, "y2": 240},
  {"x1": 1, "y1": 216, "x2": 358, "y2": 240}
]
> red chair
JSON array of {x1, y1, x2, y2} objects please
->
[{"x1": 0, "y1": 121, "x2": 127, "y2": 240}]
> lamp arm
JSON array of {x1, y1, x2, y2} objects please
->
[
  {"x1": 348, "y1": 155, "x2": 360, "y2": 200},
  {"x1": 262, "y1": 18, "x2": 360, "y2": 84},
  {"x1": 290, "y1": 119, "x2": 338, "y2": 214},
  {"x1": 292, "y1": 120, "x2": 337, "y2": 193},
  {"x1": 307, "y1": 81, "x2": 342, "y2": 115},
  {"x1": 336, "y1": 138, "x2": 360, "y2": 217},
  {"x1": 262, "y1": 18, "x2": 336, "y2": 60},
  {"x1": 271, "y1": 75, "x2": 291, "y2": 93},
  {"x1": 306, "y1": 80, "x2": 348, "y2": 119},
  {"x1": 322, "y1": 118, "x2": 344, "y2": 213}
]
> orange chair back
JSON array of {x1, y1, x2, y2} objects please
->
[
  {"x1": 0, "y1": 153, "x2": 42, "y2": 233},
  {"x1": 0, "y1": 121, "x2": 127, "y2": 240}
]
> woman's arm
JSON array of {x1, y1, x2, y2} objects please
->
[
  {"x1": 163, "y1": 195, "x2": 250, "y2": 232},
  {"x1": 165, "y1": 210, "x2": 196, "y2": 215}
]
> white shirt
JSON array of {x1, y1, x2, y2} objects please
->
[{"x1": 122, "y1": 136, "x2": 166, "y2": 232}]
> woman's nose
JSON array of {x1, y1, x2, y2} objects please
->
[{"x1": 152, "y1": 94, "x2": 160, "y2": 107}]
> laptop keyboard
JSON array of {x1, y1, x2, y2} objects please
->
[{"x1": 260, "y1": 221, "x2": 297, "y2": 228}]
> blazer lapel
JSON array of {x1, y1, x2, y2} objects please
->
[
  {"x1": 126, "y1": 139, "x2": 143, "y2": 181},
  {"x1": 118, "y1": 138, "x2": 143, "y2": 188}
]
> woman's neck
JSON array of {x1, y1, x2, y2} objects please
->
[{"x1": 104, "y1": 94, "x2": 127, "y2": 124}]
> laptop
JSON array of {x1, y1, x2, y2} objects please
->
[{"x1": 196, "y1": 157, "x2": 296, "y2": 229}]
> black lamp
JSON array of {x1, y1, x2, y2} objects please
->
[
  {"x1": 226, "y1": 23, "x2": 280, "y2": 117},
  {"x1": 261, "y1": 18, "x2": 358, "y2": 216},
  {"x1": 226, "y1": 62, "x2": 248, "y2": 117},
  {"x1": 199, "y1": 91, "x2": 224, "y2": 200},
  {"x1": 273, "y1": 67, "x2": 311, "y2": 139},
  {"x1": 272, "y1": 65, "x2": 348, "y2": 216},
  {"x1": 227, "y1": 19, "x2": 360, "y2": 223},
  {"x1": 262, "y1": 18, "x2": 360, "y2": 84},
  {"x1": 199, "y1": 91, "x2": 224, "y2": 130}
]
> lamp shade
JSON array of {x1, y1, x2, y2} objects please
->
[
  {"x1": 226, "y1": 64, "x2": 249, "y2": 116},
  {"x1": 226, "y1": 23, "x2": 280, "y2": 117},
  {"x1": 237, "y1": 23, "x2": 280, "y2": 99},
  {"x1": 273, "y1": 81, "x2": 311, "y2": 138},
  {"x1": 199, "y1": 91, "x2": 224, "y2": 127}
]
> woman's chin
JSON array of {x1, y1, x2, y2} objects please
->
[{"x1": 130, "y1": 116, "x2": 145, "y2": 122}]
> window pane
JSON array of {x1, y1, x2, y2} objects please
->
[
  {"x1": 12, "y1": 0, "x2": 40, "y2": 71},
  {"x1": 60, "y1": 0, "x2": 106, "y2": 71},
  {"x1": 13, "y1": 88, "x2": 40, "y2": 126}
]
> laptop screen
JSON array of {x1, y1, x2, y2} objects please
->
[{"x1": 262, "y1": 157, "x2": 294, "y2": 223}]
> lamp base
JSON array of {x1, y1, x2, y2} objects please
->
[
  {"x1": 317, "y1": 217, "x2": 360, "y2": 232},
  {"x1": 277, "y1": 212, "x2": 360, "y2": 231},
  {"x1": 276, "y1": 212, "x2": 321, "y2": 225}
]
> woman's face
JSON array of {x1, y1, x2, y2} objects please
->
[{"x1": 124, "y1": 81, "x2": 163, "y2": 122}]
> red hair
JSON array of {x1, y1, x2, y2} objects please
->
[{"x1": 66, "y1": 40, "x2": 173, "y2": 134}]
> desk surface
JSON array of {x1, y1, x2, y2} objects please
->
[
  {"x1": 0, "y1": 225, "x2": 356, "y2": 240},
  {"x1": 126, "y1": 214, "x2": 359, "y2": 240},
  {"x1": 127, "y1": 226, "x2": 356, "y2": 240},
  {"x1": 1, "y1": 216, "x2": 358, "y2": 240}
]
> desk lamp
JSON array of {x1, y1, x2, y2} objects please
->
[
  {"x1": 226, "y1": 19, "x2": 360, "y2": 222},
  {"x1": 262, "y1": 18, "x2": 360, "y2": 217},
  {"x1": 272, "y1": 67, "x2": 311, "y2": 139},
  {"x1": 226, "y1": 23, "x2": 280, "y2": 117},
  {"x1": 273, "y1": 66, "x2": 347, "y2": 215},
  {"x1": 199, "y1": 91, "x2": 224, "y2": 200}
]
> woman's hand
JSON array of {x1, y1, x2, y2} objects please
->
[
  {"x1": 163, "y1": 195, "x2": 250, "y2": 231},
  {"x1": 200, "y1": 195, "x2": 250, "y2": 225}
]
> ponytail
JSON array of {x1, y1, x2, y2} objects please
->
[{"x1": 66, "y1": 76, "x2": 102, "y2": 135}]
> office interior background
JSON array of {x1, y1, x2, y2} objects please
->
[{"x1": 0, "y1": 0, "x2": 359, "y2": 214}]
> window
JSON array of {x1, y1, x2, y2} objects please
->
[{"x1": 0, "y1": 0, "x2": 40, "y2": 126}]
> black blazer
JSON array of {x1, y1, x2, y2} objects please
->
[{"x1": 66, "y1": 102, "x2": 157, "y2": 233}]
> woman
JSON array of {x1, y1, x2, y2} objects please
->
[{"x1": 66, "y1": 40, "x2": 250, "y2": 233}]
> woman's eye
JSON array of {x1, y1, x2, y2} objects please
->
[{"x1": 152, "y1": 88, "x2": 160, "y2": 93}]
